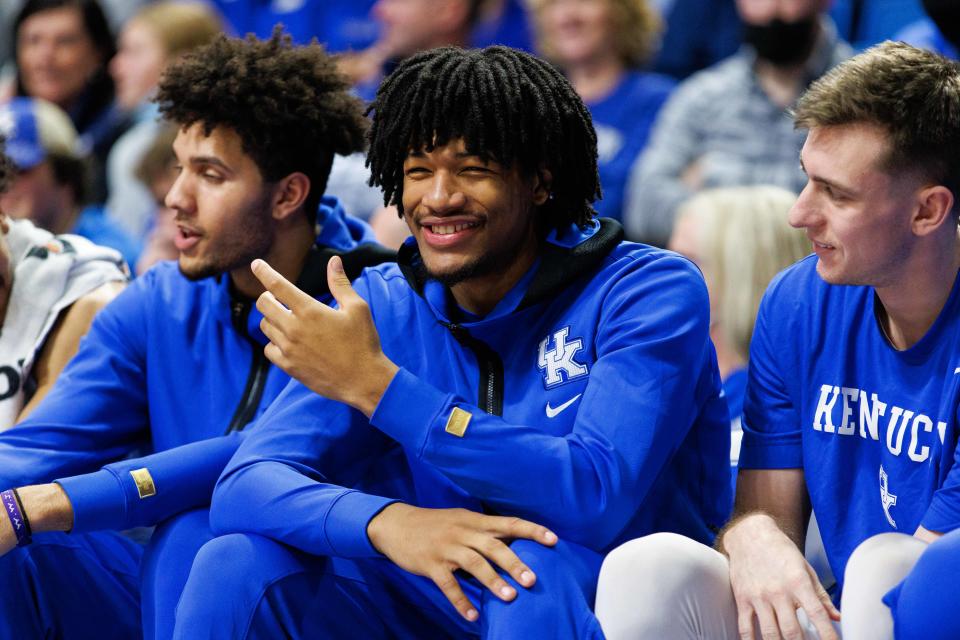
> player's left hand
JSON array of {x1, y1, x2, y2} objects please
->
[{"x1": 252, "y1": 256, "x2": 399, "y2": 417}]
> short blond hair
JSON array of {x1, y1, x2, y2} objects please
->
[
  {"x1": 528, "y1": 0, "x2": 661, "y2": 68},
  {"x1": 133, "y1": 1, "x2": 223, "y2": 59},
  {"x1": 677, "y1": 186, "x2": 809, "y2": 361}
]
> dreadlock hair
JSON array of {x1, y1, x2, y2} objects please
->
[
  {"x1": 0, "y1": 137, "x2": 13, "y2": 195},
  {"x1": 155, "y1": 27, "x2": 368, "y2": 221},
  {"x1": 366, "y1": 46, "x2": 600, "y2": 230}
]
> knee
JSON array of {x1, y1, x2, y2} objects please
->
[
  {"x1": 188, "y1": 533, "x2": 302, "y2": 592},
  {"x1": 844, "y1": 532, "x2": 923, "y2": 589},
  {"x1": 509, "y1": 538, "x2": 601, "y2": 591},
  {"x1": 600, "y1": 532, "x2": 717, "y2": 595}
]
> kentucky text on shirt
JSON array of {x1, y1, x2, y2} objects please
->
[{"x1": 812, "y1": 384, "x2": 947, "y2": 463}]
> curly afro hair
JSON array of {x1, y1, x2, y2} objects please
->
[
  {"x1": 366, "y1": 46, "x2": 600, "y2": 231},
  {"x1": 155, "y1": 27, "x2": 368, "y2": 218},
  {"x1": 0, "y1": 137, "x2": 13, "y2": 196}
]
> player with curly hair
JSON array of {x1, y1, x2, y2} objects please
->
[
  {"x1": 0, "y1": 30, "x2": 391, "y2": 639},
  {"x1": 173, "y1": 45, "x2": 729, "y2": 638}
]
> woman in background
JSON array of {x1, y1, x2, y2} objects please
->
[
  {"x1": 529, "y1": 0, "x2": 675, "y2": 223},
  {"x1": 668, "y1": 185, "x2": 809, "y2": 486},
  {"x1": 8, "y1": 0, "x2": 124, "y2": 202},
  {"x1": 106, "y1": 0, "x2": 222, "y2": 241}
]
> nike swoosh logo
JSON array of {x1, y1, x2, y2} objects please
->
[{"x1": 546, "y1": 394, "x2": 582, "y2": 418}]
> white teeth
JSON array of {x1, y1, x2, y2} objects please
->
[{"x1": 431, "y1": 222, "x2": 476, "y2": 235}]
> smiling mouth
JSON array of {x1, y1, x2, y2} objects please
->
[
  {"x1": 426, "y1": 222, "x2": 480, "y2": 235},
  {"x1": 813, "y1": 240, "x2": 835, "y2": 250}
]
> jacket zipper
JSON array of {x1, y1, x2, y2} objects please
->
[
  {"x1": 224, "y1": 299, "x2": 270, "y2": 434},
  {"x1": 444, "y1": 323, "x2": 504, "y2": 416}
]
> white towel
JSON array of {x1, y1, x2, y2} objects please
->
[{"x1": 0, "y1": 218, "x2": 128, "y2": 430}]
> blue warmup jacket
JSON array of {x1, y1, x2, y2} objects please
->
[
  {"x1": 212, "y1": 218, "x2": 732, "y2": 556},
  {"x1": 0, "y1": 197, "x2": 393, "y2": 533}
]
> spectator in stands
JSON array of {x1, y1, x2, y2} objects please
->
[
  {"x1": 7, "y1": 0, "x2": 124, "y2": 198},
  {"x1": 597, "y1": 41, "x2": 960, "y2": 640},
  {"x1": 0, "y1": 135, "x2": 125, "y2": 430},
  {"x1": 0, "y1": 97, "x2": 139, "y2": 268},
  {"x1": 668, "y1": 185, "x2": 808, "y2": 488},
  {"x1": 0, "y1": 30, "x2": 390, "y2": 640},
  {"x1": 106, "y1": 0, "x2": 222, "y2": 241},
  {"x1": 624, "y1": 0, "x2": 850, "y2": 247},
  {"x1": 529, "y1": 0, "x2": 675, "y2": 223}
]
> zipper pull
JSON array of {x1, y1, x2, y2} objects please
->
[{"x1": 444, "y1": 322, "x2": 468, "y2": 343}]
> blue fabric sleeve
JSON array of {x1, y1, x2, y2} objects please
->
[
  {"x1": 0, "y1": 273, "x2": 153, "y2": 491},
  {"x1": 210, "y1": 368, "x2": 399, "y2": 558},
  {"x1": 370, "y1": 255, "x2": 716, "y2": 551},
  {"x1": 57, "y1": 433, "x2": 243, "y2": 533},
  {"x1": 921, "y1": 403, "x2": 960, "y2": 533},
  {"x1": 739, "y1": 279, "x2": 804, "y2": 470}
]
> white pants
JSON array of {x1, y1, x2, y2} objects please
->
[{"x1": 595, "y1": 532, "x2": 926, "y2": 640}]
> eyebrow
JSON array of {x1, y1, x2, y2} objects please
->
[
  {"x1": 405, "y1": 150, "x2": 489, "y2": 161},
  {"x1": 799, "y1": 156, "x2": 856, "y2": 196},
  {"x1": 186, "y1": 155, "x2": 231, "y2": 171}
]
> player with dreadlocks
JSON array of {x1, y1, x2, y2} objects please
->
[{"x1": 173, "y1": 45, "x2": 730, "y2": 638}]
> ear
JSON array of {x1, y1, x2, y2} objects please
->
[
  {"x1": 271, "y1": 172, "x2": 311, "y2": 221},
  {"x1": 912, "y1": 184, "x2": 955, "y2": 237},
  {"x1": 532, "y1": 168, "x2": 553, "y2": 206}
]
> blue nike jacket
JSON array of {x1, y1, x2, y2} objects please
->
[
  {"x1": 0, "y1": 196, "x2": 394, "y2": 532},
  {"x1": 211, "y1": 218, "x2": 732, "y2": 556}
]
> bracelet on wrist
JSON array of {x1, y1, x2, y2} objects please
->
[{"x1": 1, "y1": 489, "x2": 32, "y2": 547}]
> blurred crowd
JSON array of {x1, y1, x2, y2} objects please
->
[
  {"x1": 0, "y1": 3, "x2": 957, "y2": 636},
  {"x1": 0, "y1": 0, "x2": 955, "y2": 377}
]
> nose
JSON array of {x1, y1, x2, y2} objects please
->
[
  {"x1": 787, "y1": 181, "x2": 817, "y2": 229},
  {"x1": 421, "y1": 171, "x2": 466, "y2": 215},
  {"x1": 164, "y1": 169, "x2": 192, "y2": 216}
]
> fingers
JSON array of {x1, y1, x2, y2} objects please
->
[
  {"x1": 457, "y1": 547, "x2": 518, "y2": 602},
  {"x1": 326, "y1": 256, "x2": 363, "y2": 311},
  {"x1": 251, "y1": 259, "x2": 314, "y2": 313},
  {"x1": 473, "y1": 536, "x2": 534, "y2": 591},
  {"x1": 806, "y1": 565, "x2": 841, "y2": 621},
  {"x1": 796, "y1": 570, "x2": 840, "y2": 639},
  {"x1": 256, "y1": 291, "x2": 293, "y2": 333},
  {"x1": 752, "y1": 601, "x2": 781, "y2": 640},
  {"x1": 737, "y1": 603, "x2": 757, "y2": 640},
  {"x1": 488, "y1": 515, "x2": 558, "y2": 548},
  {"x1": 432, "y1": 570, "x2": 479, "y2": 622},
  {"x1": 771, "y1": 597, "x2": 804, "y2": 640}
]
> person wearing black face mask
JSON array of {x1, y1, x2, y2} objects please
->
[
  {"x1": 623, "y1": 0, "x2": 850, "y2": 248},
  {"x1": 742, "y1": 14, "x2": 820, "y2": 67}
]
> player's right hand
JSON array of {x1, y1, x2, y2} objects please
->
[
  {"x1": 723, "y1": 513, "x2": 840, "y2": 640},
  {"x1": 366, "y1": 503, "x2": 558, "y2": 622}
]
